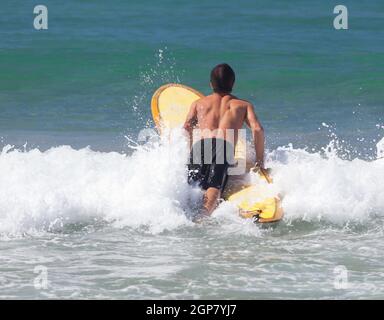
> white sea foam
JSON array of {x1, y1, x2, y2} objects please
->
[
  {"x1": 0, "y1": 131, "x2": 194, "y2": 236},
  {"x1": 268, "y1": 142, "x2": 384, "y2": 223},
  {"x1": 1, "y1": 131, "x2": 383, "y2": 236}
]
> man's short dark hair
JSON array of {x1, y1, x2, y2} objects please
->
[{"x1": 210, "y1": 63, "x2": 235, "y2": 93}]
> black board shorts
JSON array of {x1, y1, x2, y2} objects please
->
[{"x1": 187, "y1": 138, "x2": 234, "y2": 193}]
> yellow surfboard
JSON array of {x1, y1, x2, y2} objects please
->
[{"x1": 151, "y1": 83, "x2": 283, "y2": 223}]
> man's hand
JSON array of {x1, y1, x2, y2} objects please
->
[{"x1": 251, "y1": 165, "x2": 272, "y2": 183}]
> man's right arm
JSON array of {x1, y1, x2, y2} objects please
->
[
  {"x1": 245, "y1": 102, "x2": 265, "y2": 168},
  {"x1": 183, "y1": 101, "x2": 198, "y2": 149}
]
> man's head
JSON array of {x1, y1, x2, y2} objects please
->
[{"x1": 210, "y1": 63, "x2": 235, "y2": 93}]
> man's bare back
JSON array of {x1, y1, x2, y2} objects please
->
[{"x1": 184, "y1": 93, "x2": 265, "y2": 166}]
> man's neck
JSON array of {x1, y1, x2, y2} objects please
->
[{"x1": 212, "y1": 91, "x2": 231, "y2": 97}]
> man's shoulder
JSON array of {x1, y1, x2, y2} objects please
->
[
  {"x1": 195, "y1": 95, "x2": 214, "y2": 105},
  {"x1": 229, "y1": 97, "x2": 252, "y2": 108}
]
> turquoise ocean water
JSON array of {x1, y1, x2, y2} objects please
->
[{"x1": 0, "y1": 0, "x2": 383, "y2": 299}]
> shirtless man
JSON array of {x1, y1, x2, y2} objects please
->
[{"x1": 183, "y1": 63, "x2": 265, "y2": 216}]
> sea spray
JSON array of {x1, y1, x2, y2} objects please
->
[
  {"x1": 269, "y1": 144, "x2": 384, "y2": 223},
  {"x1": 1, "y1": 131, "x2": 384, "y2": 237},
  {"x1": 0, "y1": 130, "x2": 193, "y2": 236}
]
